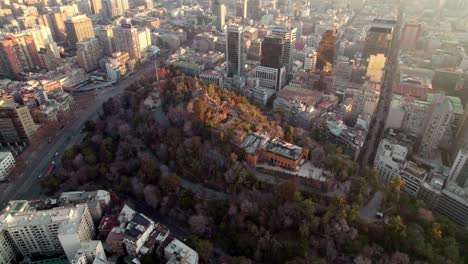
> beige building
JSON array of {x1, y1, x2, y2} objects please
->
[
  {"x1": 113, "y1": 26, "x2": 150, "y2": 60},
  {"x1": 65, "y1": 15, "x2": 95, "y2": 48},
  {"x1": 0, "y1": 101, "x2": 36, "y2": 154},
  {"x1": 77, "y1": 38, "x2": 102, "y2": 72}
]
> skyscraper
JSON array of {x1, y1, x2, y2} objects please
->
[
  {"x1": 104, "y1": 0, "x2": 129, "y2": 18},
  {"x1": 94, "y1": 25, "x2": 114, "y2": 56},
  {"x1": 113, "y1": 25, "x2": 150, "y2": 60},
  {"x1": 65, "y1": 15, "x2": 95, "y2": 48},
  {"x1": 316, "y1": 29, "x2": 336, "y2": 72},
  {"x1": 271, "y1": 26, "x2": 297, "y2": 74},
  {"x1": 0, "y1": 35, "x2": 41, "y2": 77},
  {"x1": 90, "y1": 0, "x2": 103, "y2": 16},
  {"x1": 226, "y1": 25, "x2": 243, "y2": 78},
  {"x1": 419, "y1": 93, "x2": 453, "y2": 157},
  {"x1": 0, "y1": 100, "x2": 36, "y2": 151},
  {"x1": 236, "y1": 0, "x2": 248, "y2": 19},
  {"x1": 212, "y1": 0, "x2": 226, "y2": 32},
  {"x1": 362, "y1": 19, "x2": 396, "y2": 60},
  {"x1": 77, "y1": 38, "x2": 102, "y2": 72},
  {"x1": 247, "y1": 0, "x2": 262, "y2": 19},
  {"x1": 450, "y1": 146, "x2": 468, "y2": 188},
  {"x1": 261, "y1": 35, "x2": 284, "y2": 69}
]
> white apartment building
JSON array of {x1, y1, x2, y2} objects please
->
[
  {"x1": 0, "y1": 201, "x2": 95, "y2": 262},
  {"x1": 374, "y1": 138, "x2": 428, "y2": 196},
  {"x1": 164, "y1": 239, "x2": 199, "y2": 264},
  {"x1": 0, "y1": 230, "x2": 16, "y2": 263},
  {"x1": 71, "y1": 240, "x2": 108, "y2": 264},
  {"x1": 249, "y1": 66, "x2": 286, "y2": 91},
  {"x1": 118, "y1": 205, "x2": 155, "y2": 257},
  {"x1": 113, "y1": 26, "x2": 149, "y2": 60},
  {"x1": 450, "y1": 146, "x2": 468, "y2": 188},
  {"x1": 0, "y1": 151, "x2": 15, "y2": 181}
]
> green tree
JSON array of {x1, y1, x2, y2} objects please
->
[
  {"x1": 160, "y1": 174, "x2": 181, "y2": 194},
  {"x1": 285, "y1": 125, "x2": 295, "y2": 143},
  {"x1": 276, "y1": 181, "x2": 302, "y2": 203},
  {"x1": 192, "y1": 238, "x2": 213, "y2": 263}
]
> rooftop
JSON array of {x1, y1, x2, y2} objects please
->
[{"x1": 265, "y1": 138, "x2": 304, "y2": 161}]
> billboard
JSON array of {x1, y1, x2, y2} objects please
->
[{"x1": 121, "y1": 23, "x2": 132, "y2": 29}]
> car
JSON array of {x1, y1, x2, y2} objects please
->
[
  {"x1": 51, "y1": 161, "x2": 56, "y2": 165},
  {"x1": 376, "y1": 212, "x2": 384, "y2": 219},
  {"x1": 54, "y1": 152, "x2": 59, "y2": 156}
]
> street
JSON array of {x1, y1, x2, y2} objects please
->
[{"x1": 0, "y1": 64, "x2": 155, "y2": 207}]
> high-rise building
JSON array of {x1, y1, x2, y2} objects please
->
[
  {"x1": 90, "y1": 0, "x2": 103, "y2": 16},
  {"x1": 212, "y1": 0, "x2": 226, "y2": 32},
  {"x1": 49, "y1": 12, "x2": 68, "y2": 43},
  {"x1": 71, "y1": 240, "x2": 108, "y2": 264},
  {"x1": 271, "y1": 26, "x2": 297, "y2": 74},
  {"x1": 250, "y1": 65, "x2": 286, "y2": 91},
  {"x1": 261, "y1": 35, "x2": 284, "y2": 69},
  {"x1": 316, "y1": 29, "x2": 336, "y2": 72},
  {"x1": 104, "y1": 0, "x2": 128, "y2": 17},
  {"x1": 226, "y1": 25, "x2": 243, "y2": 78},
  {"x1": 77, "y1": 38, "x2": 102, "y2": 72},
  {"x1": 0, "y1": 35, "x2": 41, "y2": 77},
  {"x1": 247, "y1": 0, "x2": 262, "y2": 19},
  {"x1": 349, "y1": 82, "x2": 380, "y2": 122},
  {"x1": 0, "y1": 101, "x2": 36, "y2": 152},
  {"x1": 65, "y1": 15, "x2": 95, "y2": 48},
  {"x1": 400, "y1": 24, "x2": 421, "y2": 50},
  {"x1": 94, "y1": 25, "x2": 114, "y2": 56},
  {"x1": 362, "y1": 19, "x2": 396, "y2": 60},
  {"x1": 419, "y1": 93, "x2": 453, "y2": 157},
  {"x1": 113, "y1": 26, "x2": 150, "y2": 60},
  {"x1": 0, "y1": 201, "x2": 95, "y2": 262},
  {"x1": 450, "y1": 146, "x2": 468, "y2": 188},
  {"x1": 236, "y1": 0, "x2": 248, "y2": 19}
]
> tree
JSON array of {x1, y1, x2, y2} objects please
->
[
  {"x1": 192, "y1": 238, "x2": 213, "y2": 263},
  {"x1": 159, "y1": 174, "x2": 181, "y2": 194},
  {"x1": 189, "y1": 215, "x2": 210, "y2": 236},
  {"x1": 276, "y1": 181, "x2": 301, "y2": 203},
  {"x1": 384, "y1": 176, "x2": 405, "y2": 210},
  {"x1": 285, "y1": 125, "x2": 295, "y2": 143}
]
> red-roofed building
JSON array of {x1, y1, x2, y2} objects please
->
[{"x1": 295, "y1": 42, "x2": 306, "y2": 51}]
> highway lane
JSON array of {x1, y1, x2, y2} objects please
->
[{"x1": 0, "y1": 65, "x2": 153, "y2": 206}]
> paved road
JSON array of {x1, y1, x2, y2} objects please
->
[
  {"x1": 0, "y1": 65, "x2": 154, "y2": 207},
  {"x1": 360, "y1": 191, "x2": 383, "y2": 222},
  {"x1": 358, "y1": 5, "x2": 403, "y2": 171}
]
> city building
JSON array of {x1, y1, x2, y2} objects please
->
[
  {"x1": 418, "y1": 93, "x2": 453, "y2": 157},
  {"x1": 349, "y1": 82, "x2": 380, "y2": 123},
  {"x1": 71, "y1": 240, "x2": 108, "y2": 264},
  {"x1": 226, "y1": 25, "x2": 244, "y2": 78},
  {"x1": 113, "y1": 25, "x2": 150, "y2": 60},
  {"x1": 94, "y1": 25, "x2": 114, "y2": 56},
  {"x1": 58, "y1": 190, "x2": 111, "y2": 223},
  {"x1": 0, "y1": 35, "x2": 41, "y2": 77},
  {"x1": 0, "y1": 201, "x2": 95, "y2": 261},
  {"x1": 249, "y1": 65, "x2": 286, "y2": 91},
  {"x1": 400, "y1": 23, "x2": 421, "y2": 50},
  {"x1": 65, "y1": 15, "x2": 95, "y2": 48},
  {"x1": 374, "y1": 136, "x2": 428, "y2": 196},
  {"x1": 236, "y1": 0, "x2": 247, "y2": 19},
  {"x1": 271, "y1": 26, "x2": 297, "y2": 74},
  {"x1": 212, "y1": 0, "x2": 226, "y2": 32},
  {"x1": 200, "y1": 70, "x2": 224, "y2": 86},
  {"x1": 0, "y1": 151, "x2": 15, "y2": 181},
  {"x1": 449, "y1": 146, "x2": 468, "y2": 188},
  {"x1": 104, "y1": 0, "x2": 129, "y2": 18},
  {"x1": 261, "y1": 35, "x2": 284, "y2": 69},
  {"x1": 362, "y1": 19, "x2": 396, "y2": 60},
  {"x1": 0, "y1": 100, "x2": 36, "y2": 154},
  {"x1": 316, "y1": 30, "x2": 336, "y2": 72},
  {"x1": 77, "y1": 38, "x2": 102, "y2": 72},
  {"x1": 240, "y1": 133, "x2": 309, "y2": 170},
  {"x1": 247, "y1": 0, "x2": 262, "y2": 19},
  {"x1": 164, "y1": 239, "x2": 199, "y2": 264},
  {"x1": 106, "y1": 205, "x2": 155, "y2": 257}
]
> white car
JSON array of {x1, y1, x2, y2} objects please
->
[
  {"x1": 55, "y1": 152, "x2": 59, "y2": 156},
  {"x1": 51, "y1": 161, "x2": 56, "y2": 165}
]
